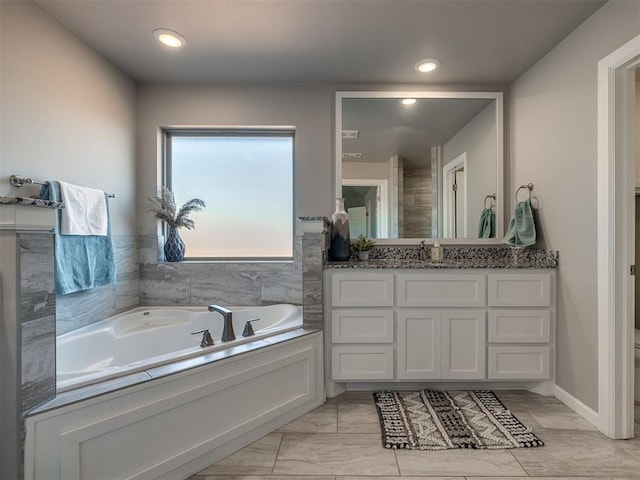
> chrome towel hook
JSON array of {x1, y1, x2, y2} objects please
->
[
  {"x1": 515, "y1": 183, "x2": 534, "y2": 202},
  {"x1": 484, "y1": 193, "x2": 496, "y2": 209}
]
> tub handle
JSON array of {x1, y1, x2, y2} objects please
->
[
  {"x1": 242, "y1": 319, "x2": 260, "y2": 337},
  {"x1": 191, "y1": 329, "x2": 214, "y2": 348}
]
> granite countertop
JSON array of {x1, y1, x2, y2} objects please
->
[
  {"x1": 326, "y1": 246, "x2": 558, "y2": 269},
  {"x1": 0, "y1": 196, "x2": 64, "y2": 209}
]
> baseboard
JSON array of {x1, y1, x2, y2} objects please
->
[{"x1": 554, "y1": 384, "x2": 600, "y2": 430}]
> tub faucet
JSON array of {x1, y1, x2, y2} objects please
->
[{"x1": 208, "y1": 304, "x2": 236, "y2": 342}]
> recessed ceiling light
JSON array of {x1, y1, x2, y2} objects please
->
[
  {"x1": 153, "y1": 28, "x2": 187, "y2": 48},
  {"x1": 401, "y1": 98, "x2": 417, "y2": 106},
  {"x1": 414, "y1": 58, "x2": 440, "y2": 73}
]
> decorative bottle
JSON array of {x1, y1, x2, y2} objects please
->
[{"x1": 330, "y1": 198, "x2": 351, "y2": 261}]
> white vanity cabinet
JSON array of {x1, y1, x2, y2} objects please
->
[{"x1": 325, "y1": 269, "x2": 555, "y2": 386}]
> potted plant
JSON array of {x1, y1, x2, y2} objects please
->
[
  {"x1": 147, "y1": 186, "x2": 206, "y2": 262},
  {"x1": 350, "y1": 235, "x2": 376, "y2": 261}
]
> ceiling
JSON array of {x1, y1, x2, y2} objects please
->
[{"x1": 34, "y1": 0, "x2": 606, "y2": 85}]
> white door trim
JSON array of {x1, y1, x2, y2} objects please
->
[
  {"x1": 597, "y1": 33, "x2": 640, "y2": 439},
  {"x1": 443, "y1": 153, "x2": 467, "y2": 238}
]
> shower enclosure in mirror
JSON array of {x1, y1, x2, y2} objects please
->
[{"x1": 336, "y1": 91, "x2": 504, "y2": 243}]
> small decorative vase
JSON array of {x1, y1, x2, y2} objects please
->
[
  {"x1": 164, "y1": 226, "x2": 185, "y2": 262},
  {"x1": 330, "y1": 198, "x2": 351, "y2": 261},
  {"x1": 357, "y1": 250, "x2": 370, "y2": 261}
]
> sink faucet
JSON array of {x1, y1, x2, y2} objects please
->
[
  {"x1": 419, "y1": 240, "x2": 428, "y2": 261},
  {"x1": 208, "y1": 304, "x2": 236, "y2": 342}
]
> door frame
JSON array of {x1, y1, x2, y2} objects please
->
[
  {"x1": 442, "y1": 153, "x2": 468, "y2": 238},
  {"x1": 597, "y1": 33, "x2": 640, "y2": 439}
]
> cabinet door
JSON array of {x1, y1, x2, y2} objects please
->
[
  {"x1": 442, "y1": 310, "x2": 486, "y2": 379},
  {"x1": 331, "y1": 346, "x2": 394, "y2": 380},
  {"x1": 397, "y1": 310, "x2": 441, "y2": 379},
  {"x1": 332, "y1": 309, "x2": 394, "y2": 343},
  {"x1": 397, "y1": 274, "x2": 486, "y2": 307},
  {"x1": 331, "y1": 273, "x2": 394, "y2": 307},
  {"x1": 488, "y1": 274, "x2": 551, "y2": 307}
]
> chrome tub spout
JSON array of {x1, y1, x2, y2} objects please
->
[{"x1": 208, "y1": 304, "x2": 236, "y2": 342}]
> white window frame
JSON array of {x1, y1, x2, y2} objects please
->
[{"x1": 163, "y1": 127, "x2": 296, "y2": 261}]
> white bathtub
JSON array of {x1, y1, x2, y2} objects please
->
[{"x1": 56, "y1": 304, "x2": 303, "y2": 392}]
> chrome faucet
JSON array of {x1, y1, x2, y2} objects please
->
[
  {"x1": 208, "y1": 304, "x2": 236, "y2": 342},
  {"x1": 419, "y1": 240, "x2": 428, "y2": 261}
]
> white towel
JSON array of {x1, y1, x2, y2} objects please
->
[{"x1": 59, "y1": 181, "x2": 108, "y2": 236}]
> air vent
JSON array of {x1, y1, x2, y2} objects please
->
[
  {"x1": 342, "y1": 153, "x2": 362, "y2": 159},
  {"x1": 342, "y1": 130, "x2": 359, "y2": 139}
]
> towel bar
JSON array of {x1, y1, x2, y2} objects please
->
[{"x1": 9, "y1": 175, "x2": 115, "y2": 198}]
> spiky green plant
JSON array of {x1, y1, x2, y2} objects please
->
[{"x1": 147, "y1": 186, "x2": 205, "y2": 230}]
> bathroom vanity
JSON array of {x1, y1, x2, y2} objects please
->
[{"x1": 323, "y1": 249, "x2": 557, "y2": 396}]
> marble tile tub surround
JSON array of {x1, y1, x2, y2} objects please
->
[
  {"x1": 328, "y1": 245, "x2": 559, "y2": 269},
  {"x1": 138, "y1": 234, "x2": 304, "y2": 308},
  {"x1": 55, "y1": 235, "x2": 140, "y2": 335}
]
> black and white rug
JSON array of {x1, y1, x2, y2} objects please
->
[{"x1": 374, "y1": 390, "x2": 544, "y2": 450}]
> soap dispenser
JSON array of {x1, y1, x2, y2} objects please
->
[{"x1": 431, "y1": 240, "x2": 443, "y2": 261}]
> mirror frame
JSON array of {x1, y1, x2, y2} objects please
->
[{"x1": 335, "y1": 90, "x2": 504, "y2": 245}]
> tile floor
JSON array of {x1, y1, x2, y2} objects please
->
[{"x1": 190, "y1": 391, "x2": 640, "y2": 479}]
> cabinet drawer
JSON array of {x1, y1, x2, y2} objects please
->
[
  {"x1": 488, "y1": 274, "x2": 551, "y2": 307},
  {"x1": 397, "y1": 274, "x2": 486, "y2": 307},
  {"x1": 488, "y1": 310, "x2": 551, "y2": 343},
  {"x1": 331, "y1": 273, "x2": 394, "y2": 307},
  {"x1": 332, "y1": 309, "x2": 394, "y2": 343},
  {"x1": 488, "y1": 346, "x2": 550, "y2": 379},
  {"x1": 331, "y1": 346, "x2": 394, "y2": 380}
]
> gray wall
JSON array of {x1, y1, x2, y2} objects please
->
[
  {"x1": 0, "y1": 1, "x2": 140, "y2": 333},
  {"x1": 509, "y1": 0, "x2": 640, "y2": 410},
  {"x1": 444, "y1": 103, "x2": 497, "y2": 238}
]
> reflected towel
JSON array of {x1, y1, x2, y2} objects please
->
[
  {"x1": 59, "y1": 180, "x2": 108, "y2": 235},
  {"x1": 477, "y1": 208, "x2": 495, "y2": 238},
  {"x1": 40, "y1": 181, "x2": 116, "y2": 295},
  {"x1": 502, "y1": 200, "x2": 536, "y2": 248}
]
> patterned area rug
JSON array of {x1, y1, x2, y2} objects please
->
[{"x1": 374, "y1": 390, "x2": 544, "y2": 450}]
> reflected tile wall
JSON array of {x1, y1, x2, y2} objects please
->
[{"x1": 302, "y1": 233, "x2": 324, "y2": 329}]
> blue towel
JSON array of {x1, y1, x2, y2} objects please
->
[
  {"x1": 502, "y1": 200, "x2": 536, "y2": 248},
  {"x1": 40, "y1": 181, "x2": 116, "y2": 295},
  {"x1": 477, "y1": 208, "x2": 495, "y2": 238}
]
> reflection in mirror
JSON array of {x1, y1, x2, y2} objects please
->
[{"x1": 336, "y1": 92, "x2": 503, "y2": 242}]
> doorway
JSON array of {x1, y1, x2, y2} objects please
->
[
  {"x1": 597, "y1": 34, "x2": 640, "y2": 439},
  {"x1": 342, "y1": 179, "x2": 389, "y2": 238}
]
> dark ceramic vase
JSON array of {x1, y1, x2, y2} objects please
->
[
  {"x1": 330, "y1": 198, "x2": 351, "y2": 261},
  {"x1": 164, "y1": 226, "x2": 185, "y2": 262}
]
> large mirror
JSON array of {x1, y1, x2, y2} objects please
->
[{"x1": 336, "y1": 91, "x2": 503, "y2": 243}]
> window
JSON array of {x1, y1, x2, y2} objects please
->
[{"x1": 164, "y1": 129, "x2": 294, "y2": 260}]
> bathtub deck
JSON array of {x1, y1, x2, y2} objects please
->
[{"x1": 28, "y1": 327, "x2": 320, "y2": 416}]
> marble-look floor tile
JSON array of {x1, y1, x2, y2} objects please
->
[
  {"x1": 339, "y1": 477, "x2": 462, "y2": 480},
  {"x1": 615, "y1": 435, "x2": 640, "y2": 461},
  {"x1": 193, "y1": 476, "x2": 334, "y2": 480},
  {"x1": 467, "y1": 478, "x2": 595, "y2": 480},
  {"x1": 197, "y1": 433, "x2": 282, "y2": 476},
  {"x1": 531, "y1": 408, "x2": 598, "y2": 431},
  {"x1": 510, "y1": 432, "x2": 640, "y2": 477},
  {"x1": 273, "y1": 433, "x2": 398, "y2": 475},
  {"x1": 395, "y1": 448, "x2": 527, "y2": 476},
  {"x1": 337, "y1": 404, "x2": 381, "y2": 433},
  {"x1": 277, "y1": 403, "x2": 337, "y2": 433}
]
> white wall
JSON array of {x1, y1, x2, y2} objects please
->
[
  {"x1": 443, "y1": 103, "x2": 497, "y2": 237},
  {"x1": 509, "y1": 0, "x2": 640, "y2": 410},
  {"x1": 0, "y1": 0, "x2": 137, "y2": 235}
]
